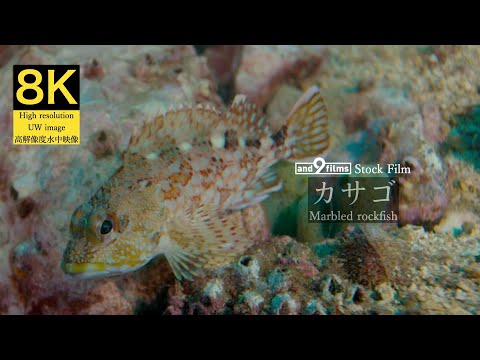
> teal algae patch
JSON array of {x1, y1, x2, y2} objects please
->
[
  {"x1": 312, "y1": 241, "x2": 340, "y2": 268},
  {"x1": 446, "y1": 105, "x2": 480, "y2": 171},
  {"x1": 313, "y1": 241, "x2": 340, "y2": 259}
]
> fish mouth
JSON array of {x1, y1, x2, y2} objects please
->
[{"x1": 61, "y1": 261, "x2": 147, "y2": 279}]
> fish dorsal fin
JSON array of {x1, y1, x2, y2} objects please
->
[
  {"x1": 164, "y1": 204, "x2": 252, "y2": 281},
  {"x1": 282, "y1": 86, "x2": 329, "y2": 161},
  {"x1": 223, "y1": 95, "x2": 270, "y2": 142},
  {"x1": 127, "y1": 104, "x2": 223, "y2": 156}
]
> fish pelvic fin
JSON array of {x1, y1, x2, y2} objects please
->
[{"x1": 277, "y1": 86, "x2": 330, "y2": 162}]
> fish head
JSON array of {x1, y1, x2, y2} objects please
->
[{"x1": 61, "y1": 185, "x2": 164, "y2": 279}]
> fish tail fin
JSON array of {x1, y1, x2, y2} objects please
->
[{"x1": 277, "y1": 86, "x2": 330, "y2": 162}]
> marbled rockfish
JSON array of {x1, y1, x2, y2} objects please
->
[{"x1": 61, "y1": 86, "x2": 329, "y2": 280}]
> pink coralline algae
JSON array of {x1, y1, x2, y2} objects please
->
[
  {"x1": 235, "y1": 45, "x2": 327, "y2": 107},
  {"x1": 0, "y1": 45, "x2": 22, "y2": 67},
  {"x1": 341, "y1": 89, "x2": 419, "y2": 134},
  {"x1": 378, "y1": 114, "x2": 451, "y2": 226},
  {"x1": 82, "y1": 58, "x2": 106, "y2": 81}
]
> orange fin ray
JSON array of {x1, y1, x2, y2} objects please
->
[
  {"x1": 165, "y1": 205, "x2": 252, "y2": 280},
  {"x1": 281, "y1": 86, "x2": 330, "y2": 161},
  {"x1": 223, "y1": 95, "x2": 270, "y2": 141},
  {"x1": 226, "y1": 167, "x2": 282, "y2": 210},
  {"x1": 127, "y1": 104, "x2": 222, "y2": 156}
]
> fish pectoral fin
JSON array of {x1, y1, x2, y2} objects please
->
[
  {"x1": 164, "y1": 241, "x2": 205, "y2": 281},
  {"x1": 166, "y1": 205, "x2": 251, "y2": 280},
  {"x1": 228, "y1": 167, "x2": 283, "y2": 210}
]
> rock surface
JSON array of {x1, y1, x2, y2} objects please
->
[{"x1": 1, "y1": 45, "x2": 480, "y2": 314}]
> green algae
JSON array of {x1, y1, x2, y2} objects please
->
[
  {"x1": 313, "y1": 241, "x2": 340, "y2": 259},
  {"x1": 270, "y1": 199, "x2": 299, "y2": 237},
  {"x1": 446, "y1": 105, "x2": 480, "y2": 171}
]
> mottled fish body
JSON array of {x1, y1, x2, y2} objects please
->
[{"x1": 62, "y1": 86, "x2": 329, "y2": 280}]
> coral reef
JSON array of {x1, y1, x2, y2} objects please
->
[
  {"x1": 1, "y1": 45, "x2": 480, "y2": 314},
  {"x1": 160, "y1": 223, "x2": 480, "y2": 315},
  {"x1": 303, "y1": 45, "x2": 480, "y2": 122}
]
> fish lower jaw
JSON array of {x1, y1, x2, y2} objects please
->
[{"x1": 61, "y1": 261, "x2": 148, "y2": 279}]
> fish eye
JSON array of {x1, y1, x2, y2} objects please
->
[
  {"x1": 86, "y1": 210, "x2": 118, "y2": 245},
  {"x1": 100, "y1": 219, "x2": 113, "y2": 235},
  {"x1": 95, "y1": 212, "x2": 118, "y2": 240}
]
